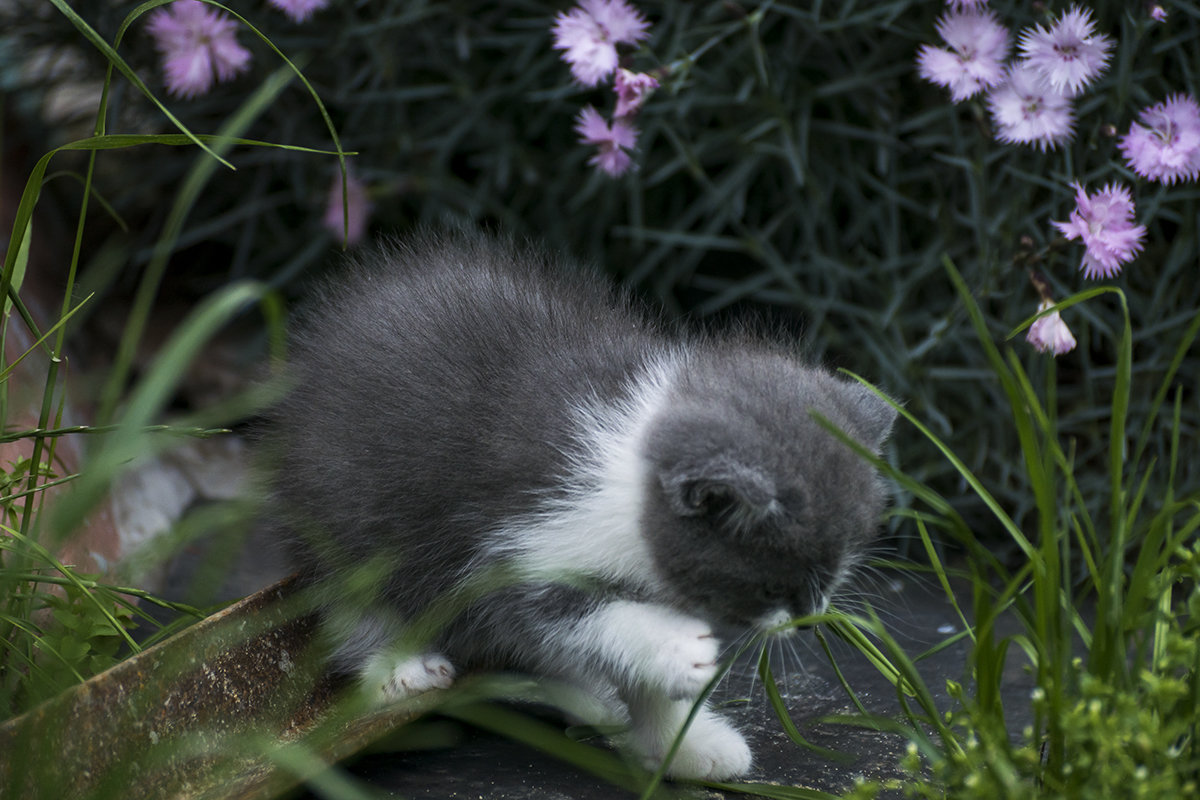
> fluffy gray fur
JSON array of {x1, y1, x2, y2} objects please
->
[{"x1": 265, "y1": 230, "x2": 896, "y2": 780}]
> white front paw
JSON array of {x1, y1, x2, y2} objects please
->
[
  {"x1": 364, "y1": 651, "x2": 456, "y2": 704},
  {"x1": 653, "y1": 618, "x2": 719, "y2": 700},
  {"x1": 568, "y1": 602, "x2": 721, "y2": 701}
]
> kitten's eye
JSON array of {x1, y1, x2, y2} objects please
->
[{"x1": 686, "y1": 481, "x2": 736, "y2": 513}]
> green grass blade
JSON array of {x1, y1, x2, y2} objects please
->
[
  {"x1": 442, "y1": 700, "x2": 655, "y2": 796},
  {"x1": 1, "y1": 526, "x2": 140, "y2": 655},
  {"x1": 46, "y1": 0, "x2": 227, "y2": 166},
  {"x1": 0, "y1": 294, "x2": 92, "y2": 382},
  {"x1": 819, "y1": 378, "x2": 1032, "y2": 559},
  {"x1": 96, "y1": 66, "x2": 305, "y2": 423},
  {"x1": 1091, "y1": 291, "x2": 1133, "y2": 684},
  {"x1": 2, "y1": 131, "x2": 344, "y2": 344},
  {"x1": 48, "y1": 280, "x2": 270, "y2": 542},
  {"x1": 822, "y1": 616, "x2": 913, "y2": 697},
  {"x1": 812, "y1": 625, "x2": 872, "y2": 717},
  {"x1": 0, "y1": 613, "x2": 86, "y2": 684},
  {"x1": 756, "y1": 646, "x2": 851, "y2": 762},
  {"x1": 703, "y1": 781, "x2": 841, "y2": 799},
  {"x1": 1, "y1": 216, "x2": 30, "y2": 320},
  {"x1": 915, "y1": 516, "x2": 974, "y2": 642},
  {"x1": 1129, "y1": 306, "x2": 1200, "y2": 471}
]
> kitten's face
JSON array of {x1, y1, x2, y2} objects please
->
[
  {"x1": 640, "y1": 363, "x2": 895, "y2": 633},
  {"x1": 642, "y1": 444, "x2": 883, "y2": 632}
]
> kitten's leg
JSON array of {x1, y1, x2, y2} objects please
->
[
  {"x1": 538, "y1": 676, "x2": 629, "y2": 730},
  {"x1": 363, "y1": 649, "x2": 456, "y2": 702},
  {"x1": 329, "y1": 612, "x2": 456, "y2": 703},
  {"x1": 563, "y1": 600, "x2": 720, "y2": 698},
  {"x1": 442, "y1": 588, "x2": 750, "y2": 777},
  {"x1": 563, "y1": 600, "x2": 752, "y2": 780}
]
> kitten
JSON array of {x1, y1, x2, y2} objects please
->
[{"x1": 265, "y1": 230, "x2": 896, "y2": 780}]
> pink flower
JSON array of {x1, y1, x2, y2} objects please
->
[
  {"x1": 552, "y1": 0, "x2": 650, "y2": 86},
  {"x1": 1027, "y1": 300, "x2": 1077, "y2": 356},
  {"x1": 1119, "y1": 94, "x2": 1200, "y2": 184},
  {"x1": 1150, "y1": 5, "x2": 1167, "y2": 23},
  {"x1": 614, "y1": 69, "x2": 658, "y2": 117},
  {"x1": 267, "y1": 0, "x2": 330, "y2": 23},
  {"x1": 987, "y1": 63, "x2": 1074, "y2": 150},
  {"x1": 145, "y1": 0, "x2": 251, "y2": 99},
  {"x1": 575, "y1": 105, "x2": 638, "y2": 176},
  {"x1": 1052, "y1": 183, "x2": 1146, "y2": 279},
  {"x1": 322, "y1": 171, "x2": 372, "y2": 246},
  {"x1": 916, "y1": 9, "x2": 1010, "y2": 102},
  {"x1": 1017, "y1": 5, "x2": 1113, "y2": 97}
]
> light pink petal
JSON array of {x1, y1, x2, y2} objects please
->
[
  {"x1": 552, "y1": 9, "x2": 601, "y2": 50},
  {"x1": 1120, "y1": 94, "x2": 1200, "y2": 183},
  {"x1": 554, "y1": 1, "x2": 649, "y2": 85},
  {"x1": 590, "y1": 146, "x2": 633, "y2": 176},
  {"x1": 916, "y1": 46, "x2": 962, "y2": 87},
  {"x1": 322, "y1": 171, "x2": 371, "y2": 245},
  {"x1": 608, "y1": 116, "x2": 639, "y2": 149},
  {"x1": 145, "y1": 0, "x2": 251, "y2": 97},
  {"x1": 268, "y1": 0, "x2": 330, "y2": 23},
  {"x1": 574, "y1": 106, "x2": 638, "y2": 177},
  {"x1": 211, "y1": 37, "x2": 252, "y2": 80},
  {"x1": 1027, "y1": 301, "x2": 1076, "y2": 355},
  {"x1": 163, "y1": 46, "x2": 214, "y2": 99},
  {"x1": 987, "y1": 64, "x2": 1075, "y2": 150},
  {"x1": 614, "y1": 69, "x2": 658, "y2": 117},
  {"x1": 1018, "y1": 5, "x2": 1112, "y2": 96},
  {"x1": 552, "y1": 10, "x2": 619, "y2": 87},
  {"x1": 918, "y1": 10, "x2": 1009, "y2": 102},
  {"x1": 169, "y1": 0, "x2": 212, "y2": 27},
  {"x1": 574, "y1": 106, "x2": 612, "y2": 144},
  {"x1": 146, "y1": 8, "x2": 190, "y2": 47},
  {"x1": 1053, "y1": 182, "x2": 1145, "y2": 279},
  {"x1": 583, "y1": 0, "x2": 650, "y2": 45}
]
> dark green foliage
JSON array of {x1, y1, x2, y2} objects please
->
[
  {"x1": 3, "y1": 1, "x2": 1195, "y2": 555},
  {"x1": 21, "y1": 583, "x2": 134, "y2": 707}
]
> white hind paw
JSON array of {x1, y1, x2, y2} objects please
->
[
  {"x1": 629, "y1": 707, "x2": 752, "y2": 780},
  {"x1": 668, "y1": 710, "x2": 753, "y2": 780},
  {"x1": 366, "y1": 652, "x2": 456, "y2": 703}
]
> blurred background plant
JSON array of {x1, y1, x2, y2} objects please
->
[
  {"x1": 0, "y1": 0, "x2": 1197, "y2": 796},
  {"x1": 4, "y1": 0, "x2": 1195, "y2": 555}
]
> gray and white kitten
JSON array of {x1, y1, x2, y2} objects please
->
[{"x1": 266, "y1": 231, "x2": 895, "y2": 780}]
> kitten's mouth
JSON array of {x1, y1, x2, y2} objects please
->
[
  {"x1": 755, "y1": 595, "x2": 832, "y2": 635},
  {"x1": 756, "y1": 608, "x2": 799, "y2": 636}
]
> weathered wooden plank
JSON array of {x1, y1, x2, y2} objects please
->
[{"x1": 0, "y1": 577, "x2": 424, "y2": 800}]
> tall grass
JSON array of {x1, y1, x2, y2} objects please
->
[
  {"x1": 0, "y1": 0, "x2": 338, "y2": 720},
  {"x1": 786, "y1": 262, "x2": 1200, "y2": 799}
]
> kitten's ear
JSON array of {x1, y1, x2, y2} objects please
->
[
  {"x1": 660, "y1": 459, "x2": 777, "y2": 525},
  {"x1": 837, "y1": 379, "x2": 898, "y2": 452}
]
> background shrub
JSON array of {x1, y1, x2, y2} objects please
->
[{"x1": 1, "y1": 0, "x2": 1196, "y2": 556}]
